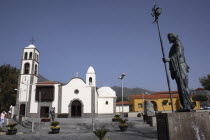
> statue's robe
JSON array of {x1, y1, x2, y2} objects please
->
[{"x1": 169, "y1": 41, "x2": 195, "y2": 110}]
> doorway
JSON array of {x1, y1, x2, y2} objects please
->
[
  {"x1": 40, "y1": 106, "x2": 49, "y2": 118},
  {"x1": 19, "y1": 104, "x2": 25, "y2": 116},
  {"x1": 71, "y1": 100, "x2": 82, "y2": 117}
]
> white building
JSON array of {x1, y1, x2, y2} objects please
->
[
  {"x1": 116, "y1": 101, "x2": 130, "y2": 113},
  {"x1": 15, "y1": 44, "x2": 116, "y2": 118}
]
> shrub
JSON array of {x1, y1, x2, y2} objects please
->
[
  {"x1": 93, "y1": 128, "x2": 109, "y2": 140},
  {"x1": 51, "y1": 121, "x2": 60, "y2": 129},
  {"x1": 0, "y1": 127, "x2": 3, "y2": 132},
  {"x1": 118, "y1": 118, "x2": 128, "y2": 126},
  {"x1": 114, "y1": 114, "x2": 120, "y2": 118},
  {"x1": 7, "y1": 123, "x2": 17, "y2": 130},
  {"x1": 118, "y1": 118, "x2": 127, "y2": 124}
]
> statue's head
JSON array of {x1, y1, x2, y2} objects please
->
[{"x1": 168, "y1": 33, "x2": 178, "y2": 43}]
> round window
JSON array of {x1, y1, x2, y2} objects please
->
[{"x1": 74, "y1": 89, "x2": 79, "y2": 94}]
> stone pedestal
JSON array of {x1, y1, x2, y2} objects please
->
[
  {"x1": 147, "y1": 116, "x2": 157, "y2": 126},
  {"x1": 156, "y1": 112, "x2": 210, "y2": 140}
]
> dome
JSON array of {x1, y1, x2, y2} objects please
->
[
  {"x1": 98, "y1": 87, "x2": 116, "y2": 97},
  {"x1": 25, "y1": 44, "x2": 36, "y2": 49},
  {"x1": 87, "y1": 66, "x2": 95, "y2": 74}
]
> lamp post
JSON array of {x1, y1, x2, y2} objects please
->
[
  {"x1": 39, "y1": 91, "x2": 41, "y2": 130},
  {"x1": 143, "y1": 93, "x2": 144, "y2": 112},
  {"x1": 119, "y1": 73, "x2": 125, "y2": 119}
]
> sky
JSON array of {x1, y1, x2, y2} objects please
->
[{"x1": 0, "y1": 0, "x2": 210, "y2": 92}]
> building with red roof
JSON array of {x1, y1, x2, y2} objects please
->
[{"x1": 129, "y1": 91, "x2": 200, "y2": 112}]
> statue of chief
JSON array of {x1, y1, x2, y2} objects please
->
[{"x1": 163, "y1": 33, "x2": 195, "y2": 111}]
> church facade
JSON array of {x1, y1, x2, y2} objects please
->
[{"x1": 15, "y1": 44, "x2": 116, "y2": 118}]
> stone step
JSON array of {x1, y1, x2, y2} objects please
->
[{"x1": 24, "y1": 117, "x2": 148, "y2": 131}]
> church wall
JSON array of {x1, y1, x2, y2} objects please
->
[
  {"x1": 19, "y1": 75, "x2": 31, "y2": 102},
  {"x1": 61, "y1": 78, "x2": 92, "y2": 114},
  {"x1": 52, "y1": 84, "x2": 60, "y2": 113},
  {"x1": 98, "y1": 97, "x2": 114, "y2": 114},
  {"x1": 29, "y1": 85, "x2": 38, "y2": 113},
  {"x1": 95, "y1": 89, "x2": 98, "y2": 113}
]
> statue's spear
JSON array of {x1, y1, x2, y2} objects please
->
[{"x1": 151, "y1": 5, "x2": 174, "y2": 112}]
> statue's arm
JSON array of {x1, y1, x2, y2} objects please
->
[{"x1": 162, "y1": 57, "x2": 170, "y2": 63}]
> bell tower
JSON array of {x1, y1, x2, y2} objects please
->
[
  {"x1": 86, "y1": 66, "x2": 96, "y2": 87},
  {"x1": 86, "y1": 66, "x2": 97, "y2": 115},
  {"x1": 16, "y1": 44, "x2": 40, "y2": 118}
]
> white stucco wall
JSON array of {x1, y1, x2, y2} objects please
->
[
  {"x1": 30, "y1": 84, "x2": 38, "y2": 113},
  {"x1": 61, "y1": 78, "x2": 92, "y2": 114},
  {"x1": 98, "y1": 97, "x2": 114, "y2": 114},
  {"x1": 116, "y1": 105, "x2": 129, "y2": 113},
  {"x1": 19, "y1": 75, "x2": 32, "y2": 102},
  {"x1": 97, "y1": 87, "x2": 116, "y2": 114},
  {"x1": 52, "y1": 84, "x2": 60, "y2": 113}
]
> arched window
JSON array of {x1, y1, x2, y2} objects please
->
[
  {"x1": 24, "y1": 52, "x2": 28, "y2": 60},
  {"x1": 24, "y1": 63, "x2": 30, "y2": 74},
  {"x1": 29, "y1": 52, "x2": 33, "y2": 59},
  {"x1": 89, "y1": 77, "x2": 92, "y2": 85},
  {"x1": 106, "y1": 101, "x2": 108, "y2": 105},
  {"x1": 34, "y1": 64, "x2": 37, "y2": 75},
  {"x1": 37, "y1": 55, "x2": 39, "y2": 61}
]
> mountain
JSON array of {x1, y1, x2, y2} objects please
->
[
  {"x1": 111, "y1": 86, "x2": 153, "y2": 98},
  {"x1": 38, "y1": 74, "x2": 49, "y2": 82}
]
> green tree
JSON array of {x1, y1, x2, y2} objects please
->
[
  {"x1": 0, "y1": 64, "x2": 19, "y2": 112},
  {"x1": 192, "y1": 94, "x2": 208, "y2": 102},
  {"x1": 199, "y1": 74, "x2": 210, "y2": 91},
  {"x1": 116, "y1": 97, "x2": 129, "y2": 103}
]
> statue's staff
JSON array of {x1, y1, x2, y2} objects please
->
[{"x1": 151, "y1": 5, "x2": 174, "y2": 112}]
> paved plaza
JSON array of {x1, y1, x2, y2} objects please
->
[{"x1": 0, "y1": 117, "x2": 157, "y2": 140}]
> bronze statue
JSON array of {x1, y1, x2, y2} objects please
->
[{"x1": 163, "y1": 33, "x2": 195, "y2": 111}]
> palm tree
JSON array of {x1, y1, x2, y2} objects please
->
[{"x1": 93, "y1": 128, "x2": 109, "y2": 140}]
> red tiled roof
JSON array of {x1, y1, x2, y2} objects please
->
[
  {"x1": 195, "y1": 88, "x2": 205, "y2": 90},
  {"x1": 116, "y1": 101, "x2": 129, "y2": 105},
  {"x1": 36, "y1": 81, "x2": 60, "y2": 85},
  {"x1": 130, "y1": 94, "x2": 179, "y2": 99}
]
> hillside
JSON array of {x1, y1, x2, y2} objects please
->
[{"x1": 111, "y1": 86, "x2": 153, "y2": 99}]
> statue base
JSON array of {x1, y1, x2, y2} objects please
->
[{"x1": 156, "y1": 112, "x2": 210, "y2": 140}]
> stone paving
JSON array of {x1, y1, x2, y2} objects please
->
[{"x1": 0, "y1": 117, "x2": 157, "y2": 140}]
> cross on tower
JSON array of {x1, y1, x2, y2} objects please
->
[{"x1": 30, "y1": 38, "x2": 35, "y2": 44}]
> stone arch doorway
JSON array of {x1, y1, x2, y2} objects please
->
[
  {"x1": 151, "y1": 101, "x2": 158, "y2": 111},
  {"x1": 70, "y1": 100, "x2": 82, "y2": 117}
]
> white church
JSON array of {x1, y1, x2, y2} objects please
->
[{"x1": 15, "y1": 44, "x2": 116, "y2": 118}]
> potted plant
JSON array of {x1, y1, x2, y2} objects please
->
[
  {"x1": 112, "y1": 114, "x2": 120, "y2": 122},
  {"x1": 118, "y1": 118, "x2": 128, "y2": 131},
  {"x1": 41, "y1": 117, "x2": 50, "y2": 122},
  {"x1": 93, "y1": 128, "x2": 110, "y2": 140},
  {"x1": 7, "y1": 123, "x2": 17, "y2": 135},
  {"x1": 51, "y1": 121, "x2": 60, "y2": 134}
]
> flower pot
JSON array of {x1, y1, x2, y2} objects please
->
[
  {"x1": 119, "y1": 125, "x2": 128, "y2": 131},
  {"x1": 41, "y1": 118, "x2": 50, "y2": 122},
  {"x1": 51, "y1": 128, "x2": 60, "y2": 134},
  {"x1": 7, "y1": 129, "x2": 17, "y2": 135}
]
